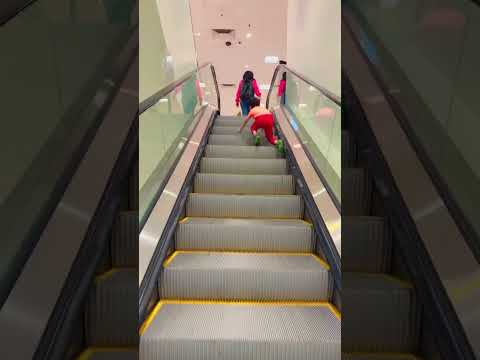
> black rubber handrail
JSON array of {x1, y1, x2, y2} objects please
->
[
  {"x1": 139, "y1": 63, "x2": 221, "y2": 115},
  {"x1": 266, "y1": 64, "x2": 340, "y2": 109}
]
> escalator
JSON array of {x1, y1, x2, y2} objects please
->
[{"x1": 139, "y1": 114, "x2": 341, "y2": 359}]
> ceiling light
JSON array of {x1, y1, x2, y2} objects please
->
[
  {"x1": 299, "y1": 103, "x2": 307, "y2": 108},
  {"x1": 264, "y1": 56, "x2": 279, "y2": 64},
  {"x1": 244, "y1": 65, "x2": 249, "y2": 68},
  {"x1": 246, "y1": 33, "x2": 252, "y2": 38}
]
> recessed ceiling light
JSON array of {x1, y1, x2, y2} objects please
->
[
  {"x1": 264, "y1": 56, "x2": 279, "y2": 64},
  {"x1": 246, "y1": 33, "x2": 252, "y2": 38},
  {"x1": 244, "y1": 65, "x2": 249, "y2": 68}
]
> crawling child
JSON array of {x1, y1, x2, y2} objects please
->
[{"x1": 239, "y1": 97, "x2": 284, "y2": 154}]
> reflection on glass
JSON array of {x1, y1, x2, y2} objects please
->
[
  {"x1": 0, "y1": 0, "x2": 135, "y2": 303},
  {"x1": 271, "y1": 70, "x2": 341, "y2": 203},
  {"x1": 139, "y1": 66, "x2": 217, "y2": 225},
  {"x1": 346, "y1": 0, "x2": 480, "y2": 250}
]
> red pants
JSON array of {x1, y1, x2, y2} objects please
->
[{"x1": 250, "y1": 114, "x2": 276, "y2": 145}]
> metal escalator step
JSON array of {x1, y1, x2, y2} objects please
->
[
  {"x1": 214, "y1": 116, "x2": 246, "y2": 127},
  {"x1": 111, "y1": 211, "x2": 139, "y2": 267},
  {"x1": 212, "y1": 125, "x2": 245, "y2": 134},
  {"x1": 343, "y1": 217, "x2": 390, "y2": 273},
  {"x1": 342, "y1": 168, "x2": 371, "y2": 215},
  {"x1": 209, "y1": 134, "x2": 270, "y2": 146},
  {"x1": 205, "y1": 145, "x2": 281, "y2": 159},
  {"x1": 200, "y1": 157, "x2": 288, "y2": 175},
  {"x1": 160, "y1": 251, "x2": 331, "y2": 301},
  {"x1": 186, "y1": 193, "x2": 303, "y2": 219},
  {"x1": 176, "y1": 218, "x2": 313, "y2": 252},
  {"x1": 342, "y1": 353, "x2": 422, "y2": 360},
  {"x1": 85, "y1": 269, "x2": 138, "y2": 347},
  {"x1": 342, "y1": 130, "x2": 356, "y2": 167},
  {"x1": 76, "y1": 348, "x2": 138, "y2": 360},
  {"x1": 343, "y1": 273, "x2": 419, "y2": 353},
  {"x1": 140, "y1": 301, "x2": 340, "y2": 360},
  {"x1": 194, "y1": 173, "x2": 294, "y2": 194}
]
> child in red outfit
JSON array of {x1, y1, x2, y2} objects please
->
[{"x1": 239, "y1": 97, "x2": 284, "y2": 153}]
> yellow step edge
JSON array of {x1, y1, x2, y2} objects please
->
[
  {"x1": 163, "y1": 250, "x2": 330, "y2": 270},
  {"x1": 95, "y1": 267, "x2": 137, "y2": 282},
  {"x1": 140, "y1": 300, "x2": 341, "y2": 336},
  {"x1": 178, "y1": 216, "x2": 313, "y2": 226},
  {"x1": 343, "y1": 352, "x2": 421, "y2": 359},
  {"x1": 77, "y1": 347, "x2": 137, "y2": 360}
]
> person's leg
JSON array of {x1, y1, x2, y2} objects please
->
[
  {"x1": 240, "y1": 100, "x2": 250, "y2": 116},
  {"x1": 250, "y1": 120, "x2": 261, "y2": 146}
]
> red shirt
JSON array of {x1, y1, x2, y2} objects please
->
[{"x1": 235, "y1": 79, "x2": 261, "y2": 104}]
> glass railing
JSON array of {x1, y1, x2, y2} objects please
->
[
  {"x1": 0, "y1": 1, "x2": 136, "y2": 306},
  {"x1": 139, "y1": 64, "x2": 219, "y2": 227},
  {"x1": 268, "y1": 66, "x2": 342, "y2": 204},
  {"x1": 345, "y1": 0, "x2": 480, "y2": 258}
]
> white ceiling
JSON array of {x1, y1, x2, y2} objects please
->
[{"x1": 189, "y1": 0, "x2": 288, "y2": 114}]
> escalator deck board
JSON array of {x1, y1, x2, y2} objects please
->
[{"x1": 141, "y1": 302, "x2": 340, "y2": 360}]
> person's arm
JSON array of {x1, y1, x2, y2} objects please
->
[
  {"x1": 253, "y1": 80, "x2": 262, "y2": 97},
  {"x1": 239, "y1": 113, "x2": 252, "y2": 133},
  {"x1": 235, "y1": 80, "x2": 243, "y2": 106}
]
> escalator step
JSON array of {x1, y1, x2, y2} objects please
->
[
  {"x1": 111, "y1": 211, "x2": 139, "y2": 267},
  {"x1": 140, "y1": 302, "x2": 340, "y2": 359},
  {"x1": 160, "y1": 251, "x2": 331, "y2": 301},
  {"x1": 209, "y1": 133, "x2": 270, "y2": 146},
  {"x1": 343, "y1": 273, "x2": 418, "y2": 353},
  {"x1": 200, "y1": 157, "x2": 288, "y2": 175},
  {"x1": 176, "y1": 217, "x2": 313, "y2": 252},
  {"x1": 214, "y1": 116, "x2": 247, "y2": 127},
  {"x1": 342, "y1": 216, "x2": 390, "y2": 273},
  {"x1": 212, "y1": 125, "x2": 246, "y2": 135},
  {"x1": 85, "y1": 269, "x2": 138, "y2": 347},
  {"x1": 342, "y1": 353, "x2": 422, "y2": 360},
  {"x1": 76, "y1": 348, "x2": 138, "y2": 360},
  {"x1": 186, "y1": 193, "x2": 303, "y2": 219},
  {"x1": 342, "y1": 168, "x2": 371, "y2": 215},
  {"x1": 194, "y1": 173, "x2": 294, "y2": 195},
  {"x1": 205, "y1": 145, "x2": 282, "y2": 159}
]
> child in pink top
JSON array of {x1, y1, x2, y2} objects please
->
[{"x1": 236, "y1": 71, "x2": 262, "y2": 116}]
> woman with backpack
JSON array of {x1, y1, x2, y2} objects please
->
[{"x1": 235, "y1": 71, "x2": 261, "y2": 116}]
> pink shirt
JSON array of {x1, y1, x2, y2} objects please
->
[
  {"x1": 236, "y1": 79, "x2": 262, "y2": 104},
  {"x1": 278, "y1": 79, "x2": 286, "y2": 96}
]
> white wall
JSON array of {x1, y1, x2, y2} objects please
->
[
  {"x1": 190, "y1": 0, "x2": 288, "y2": 115},
  {"x1": 139, "y1": 0, "x2": 197, "y2": 102},
  {"x1": 287, "y1": 0, "x2": 341, "y2": 96}
]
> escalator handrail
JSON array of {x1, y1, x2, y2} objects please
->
[
  {"x1": 266, "y1": 64, "x2": 341, "y2": 109},
  {"x1": 139, "y1": 63, "x2": 221, "y2": 115},
  {"x1": 138, "y1": 108, "x2": 217, "y2": 326}
]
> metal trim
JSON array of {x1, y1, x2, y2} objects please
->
[
  {"x1": 0, "y1": 53, "x2": 139, "y2": 359},
  {"x1": 343, "y1": 12, "x2": 478, "y2": 358},
  {"x1": 273, "y1": 108, "x2": 341, "y2": 289}
]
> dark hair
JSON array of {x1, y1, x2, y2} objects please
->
[
  {"x1": 282, "y1": 72, "x2": 286, "y2": 81},
  {"x1": 250, "y1": 97, "x2": 260, "y2": 108},
  {"x1": 279, "y1": 60, "x2": 287, "y2": 65},
  {"x1": 243, "y1": 70, "x2": 254, "y2": 82}
]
